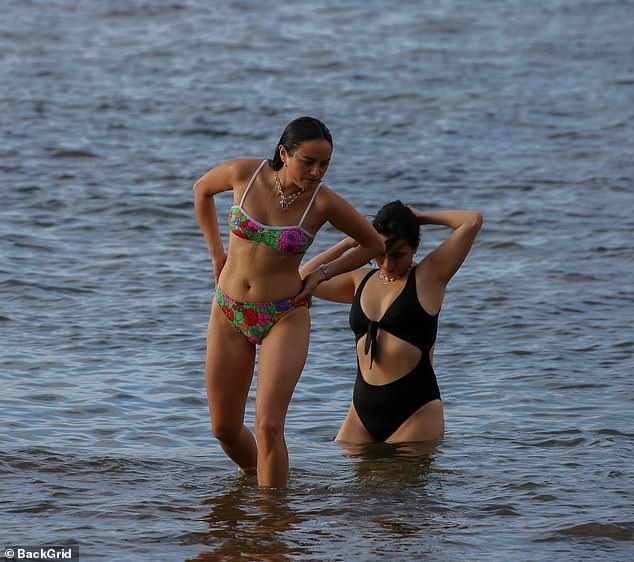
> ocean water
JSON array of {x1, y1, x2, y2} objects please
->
[{"x1": 1, "y1": 0, "x2": 633, "y2": 560}]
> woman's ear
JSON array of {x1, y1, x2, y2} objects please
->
[{"x1": 279, "y1": 145, "x2": 289, "y2": 165}]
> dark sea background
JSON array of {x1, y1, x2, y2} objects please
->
[{"x1": 2, "y1": 1, "x2": 633, "y2": 560}]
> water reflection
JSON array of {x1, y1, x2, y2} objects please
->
[
  {"x1": 327, "y1": 440, "x2": 447, "y2": 556},
  {"x1": 186, "y1": 482, "x2": 308, "y2": 562},
  {"x1": 338, "y1": 440, "x2": 440, "y2": 490}
]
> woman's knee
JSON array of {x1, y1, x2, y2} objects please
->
[
  {"x1": 255, "y1": 417, "x2": 284, "y2": 447},
  {"x1": 212, "y1": 420, "x2": 243, "y2": 445}
]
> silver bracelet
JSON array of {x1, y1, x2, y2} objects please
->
[{"x1": 318, "y1": 263, "x2": 332, "y2": 280}]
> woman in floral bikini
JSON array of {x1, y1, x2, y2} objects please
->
[{"x1": 193, "y1": 117, "x2": 383, "y2": 487}]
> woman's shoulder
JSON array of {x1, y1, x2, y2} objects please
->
[
  {"x1": 315, "y1": 182, "x2": 337, "y2": 200},
  {"x1": 413, "y1": 256, "x2": 435, "y2": 280},
  {"x1": 310, "y1": 183, "x2": 351, "y2": 215},
  {"x1": 221, "y1": 158, "x2": 268, "y2": 180},
  {"x1": 351, "y1": 266, "x2": 376, "y2": 286}
]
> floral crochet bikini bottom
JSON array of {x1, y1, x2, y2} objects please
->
[{"x1": 214, "y1": 286, "x2": 308, "y2": 345}]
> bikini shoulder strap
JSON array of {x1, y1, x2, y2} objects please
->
[
  {"x1": 356, "y1": 269, "x2": 378, "y2": 299},
  {"x1": 239, "y1": 159, "x2": 268, "y2": 207},
  {"x1": 297, "y1": 183, "x2": 323, "y2": 227}
]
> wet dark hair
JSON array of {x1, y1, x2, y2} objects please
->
[
  {"x1": 372, "y1": 200, "x2": 420, "y2": 249},
  {"x1": 269, "y1": 116, "x2": 333, "y2": 171}
]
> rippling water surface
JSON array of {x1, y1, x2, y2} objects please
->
[{"x1": 2, "y1": 1, "x2": 633, "y2": 560}]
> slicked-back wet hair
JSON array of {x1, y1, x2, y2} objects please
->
[
  {"x1": 372, "y1": 200, "x2": 420, "y2": 249},
  {"x1": 269, "y1": 116, "x2": 333, "y2": 171}
]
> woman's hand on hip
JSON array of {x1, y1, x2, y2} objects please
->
[{"x1": 294, "y1": 269, "x2": 325, "y2": 301}]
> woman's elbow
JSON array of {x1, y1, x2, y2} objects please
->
[
  {"x1": 366, "y1": 236, "x2": 385, "y2": 258},
  {"x1": 193, "y1": 178, "x2": 214, "y2": 205},
  {"x1": 470, "y1": 211, "x2": 484, "y2": 232},
  {"x1": 193, "y1": 175, "x2": 209, "y2": 193}
]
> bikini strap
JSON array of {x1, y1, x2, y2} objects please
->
[
  {"x1": 239, "y1": 159, "x2": 268, "y2": 207},
  {"x1": 356, "y1": 269, "x2": 378, "y2": 298},
  {"x1": 297, "y1": 182, "x2": 323, "y2": 227}
]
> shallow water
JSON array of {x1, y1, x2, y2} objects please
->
[{"x1": 2, "y1": 0, "x2": 633, "y2": 560}]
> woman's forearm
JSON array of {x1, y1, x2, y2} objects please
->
[
  {"x1": 300, "y1": 237, "x2": 357, "y2": 278},
  {"x1": 410, "y1": 208, "x2": 483, "y2": 231},
  {"x1": 316, "y1": 243, "x2": 374, "y2": 279},
  {"x1": 297, "y1": 238, "x2": 378, "y2": 300}
]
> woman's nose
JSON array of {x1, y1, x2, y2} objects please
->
[{"x1": 311, "y1": 162, "x2": 328, "y2": 177}]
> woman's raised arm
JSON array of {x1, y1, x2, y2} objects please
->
[{"x1": 411, "y1": 208, "x2": 483, "y2": 284}]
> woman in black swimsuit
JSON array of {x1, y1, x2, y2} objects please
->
[{"x1": 301, "y1": 201, "x2": 482, "y2": 443}]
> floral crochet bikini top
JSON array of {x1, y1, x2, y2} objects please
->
[{"x1": 229, "y1": 159, "x2": 321, "y2": 256}]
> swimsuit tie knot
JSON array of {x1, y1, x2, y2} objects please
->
[{"x1": 364, "y1": 320, "x2": 379, "y2": 368}]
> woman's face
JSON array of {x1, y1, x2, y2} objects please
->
[
  {"x1": 281, "y1": 139, "x2": 332, "y2": 189},
  {"x1": 375, "y1": 237, "x2": 417, "y2": 279}
]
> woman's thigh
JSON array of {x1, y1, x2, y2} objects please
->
[
  {"x1": 255, "y1": 306, "x2": 310, "y2": 424},
  {"x1": 335, "y1": 403, "x2": 375, "y2": 444},
  {"x1": 387, "y1": 399, "x2": 445, "y2": 443},
  {"x1": 206, "y1": 302, "x2": 257, "y2": 427}
]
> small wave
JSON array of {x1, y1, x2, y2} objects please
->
[
  {"x1": 597, "y1": 428, "x2": 634, "y2": 438},
  {"x1": 0, "y1": 278, "x2": 97, "y2": 294},
  {"x1": 6, "y1": 501, "x2": 58, "y2": 514},
  {"x1": 548, "y1": 382, "x2": 609, "y2": 390},
  {"x1": 521, "y1": 437, "x2": 586, "y2": 448},
  {"x1": 47, "y1": 148, "x2": 99, "y2": 159},
  {"x1": 181, "y1": 127, "x2": 234, "y2": 138},
  {"x1": 533, "y1": 494, "x2": 558, "y2": 502},
  {"x1": 560, "y1": 272, "x2": 600, "y2": 282},
  {"x1": 26, "y1": 393, "x2": 66, "y2": 404},
  {"x1": 539, "y1": 521, "x2": 634, "y2": 543},
  {"x1": 0, "y1": 447, "x2": 190, "y2": 476},
  {"x1": 479, "y1": 504, "x2": 521, "y2": 516},
  {"x1": 101, "y1": 4, "x2": 186, "y2": 18},
  {"x1": 547, "y1": 131, "x2": 600, "y2": 141}
]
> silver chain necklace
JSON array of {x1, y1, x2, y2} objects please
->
[{"x1": 274, "y1": 171, "x2": 304, "y2": 210}]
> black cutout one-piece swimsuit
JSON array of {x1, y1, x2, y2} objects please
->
[{"x1": 349, "y1": 268, "x2": 440, "y2": 442}]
